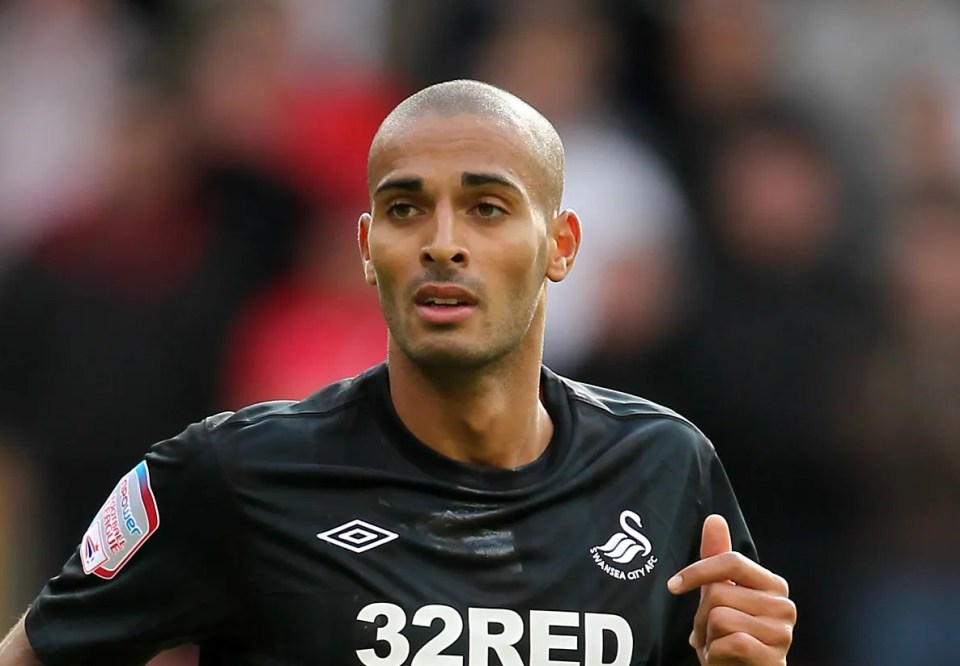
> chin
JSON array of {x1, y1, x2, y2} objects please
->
[
  {"x1": 409, "y1": 346, "x2": 490, "y2": 369},
  {"x1": 401, "y1": 337, "x2": 511, "y2": 372}
]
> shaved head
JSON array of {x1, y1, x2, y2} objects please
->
[{"x1": 368, "y1": 80, "x2": 565, "y2": 216}]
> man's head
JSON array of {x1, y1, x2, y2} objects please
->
[
  {"x1": 368, "y1": 80, "x2": 565, "y2": 216},
  {"x1": 359, "y1": 80, "x2": 581, "y2": 372}
]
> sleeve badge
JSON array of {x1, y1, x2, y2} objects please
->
[{"x1": 80, "y1": 461, "x2": 160, "y2": 579}]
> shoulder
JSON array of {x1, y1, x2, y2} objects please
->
[
  {"x1": 559, "y1": 374, "x2": 688, "y2": 421},
  {"x1": 202, "y1": 364, "x2": 383, "y2": 437},
  {"x1": 550, "y1": 369, "x2": 715, "y2": 459},
  {"x1": 556, "y1": 370, "x2": 701, "y2": 430},
  {"x1": 167, "y1": 364, "x2": 388, "y2": 472}
]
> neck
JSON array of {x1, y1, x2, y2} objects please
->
[{"x1": 387, "y1": 334, "x2": 553, "y2": 470}]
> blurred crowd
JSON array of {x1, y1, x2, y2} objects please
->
[{"x1": 1, "y1": 1, "x2": 959, "y2": 665}]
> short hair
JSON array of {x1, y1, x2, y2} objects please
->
[{"x1": 368, "y1": 80, "x2": 565, "y2": 215}]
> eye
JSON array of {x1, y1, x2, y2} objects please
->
[
  {"x1": 472, "y1": 202, "x2": 507, "y2": 218},
  {"x1": 387, "y1": 203, "x2": 420, "y2": 219}
]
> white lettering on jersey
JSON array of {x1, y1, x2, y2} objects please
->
[
  {"x1": 469, "y1": 608, "x2": 523, "y2": 666},
  {"x1": 584, "y1": 613, "x2": 633, "y2": 666},
  {"x1": 356, "y1": 602, "x2": 409, "y2": 666},
  {"x1": 356, "y1": 604, "x2": 633, "y2": 666},
  {"x1": 412, "y1": 605, "x2": 463, "y2": 666},
  {"x1": 530, "y1": 610, "x2": 579, "y2": 666}
]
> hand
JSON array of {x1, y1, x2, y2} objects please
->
[{"x1": 667, "y1": 515, "x2": 796, "y2": 665}]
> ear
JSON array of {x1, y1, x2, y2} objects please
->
[
  {"x1": 545, "y1": 209, "x2": 582, "y2": 283},
  {"x1": 358, "y1": 213, "x2": 377, "y2": 286}
]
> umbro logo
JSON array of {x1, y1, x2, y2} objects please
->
[{"x1": 317, "y1": 519, "x2": 398, "y2": 553}]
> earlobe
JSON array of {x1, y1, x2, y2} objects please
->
[
  {"x1": 358, "y1": 213, "x2": 378, "y2": 286},
  {"x1": 364, "y1": 262, "x2": 378, "y2": 286},
  {"x1": 546, "y1": 209, "x2": 582, "y2": 283}
]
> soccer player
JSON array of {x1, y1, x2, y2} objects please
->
[{"x1": 0, "y1": 80, "x2": 795, "y2": 666}]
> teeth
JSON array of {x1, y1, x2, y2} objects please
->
[{"x1": 428, "y1": 298, "x2": 462, "y2": 306}]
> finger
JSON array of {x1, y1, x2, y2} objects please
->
[
  {"x1": 668, "y1": 552, "x2": 789, "y2": 596},
  {"x1": 702, "y1": 631, "x2": 783, "y2": 665},
  {"x1": 700, "y1": 514, "x2": 732, "y2": 560},
  {"x1": 696, "y1": 514, "x2": 734, "y2": 604},
  {"x1": 691, "y1": 583, "x2": 798, "y2": 648},
  {"x1": 666, "y1": 514, "x2": 734, "y2": 596},
  {"x1": 704, "y1": 606, "x2": 793, "y2": 651}
]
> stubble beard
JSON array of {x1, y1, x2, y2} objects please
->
[
  {"x1": 383, "y1": 282, "x2": 546, "y2": 383},
  {"x1": 379, "y1": 242, "x2": 550, "y2": 381}
]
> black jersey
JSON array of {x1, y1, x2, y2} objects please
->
[{"x1": 25, "y1": 363, "x2": 756, "y2": 666}]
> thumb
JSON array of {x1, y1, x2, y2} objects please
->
[{"x1": 700, "y1": 513, "x2": 732, "y2": 560}]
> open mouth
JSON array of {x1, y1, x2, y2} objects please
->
[
  {"x1": 414, "y1": 285, "x2": 478, "y2": 324},
  {"x1": 422, "y1": 298, "x2": 470, "y2": 307}
]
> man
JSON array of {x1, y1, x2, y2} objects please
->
[{"x1": 0, "y1": 80, "x2": 795, "y2": 665}]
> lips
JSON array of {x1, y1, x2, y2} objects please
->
[
  {"x1": 413, "y1": 284, "x2": 478, "y2": 307},
  {"x1": 413, "y1": 284, "x2": 478, "y2": 324}
]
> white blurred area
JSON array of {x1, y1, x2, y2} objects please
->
[
  {"x1": 0, "y1": 0, "x2": 391, "y2": 273},
  {"x1": 469, "y1": 0, "x2": 689, "y2": 371},
  {"x1": 775, "y1": 0, "x2": 960, "y2": 184},
  {"x1": 0, "y1": 0, "x2": 134, "y2": 268},
  {"x1": 279, "y1": 0, "x2": 389, "y2": 74}
]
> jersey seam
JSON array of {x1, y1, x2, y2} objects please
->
[
  {"x1": 206, "y1": 396, "x2": 367, "y2": 433},
  {"x1": 567, "y1": 393, "x2": 709, "y2": 438}
]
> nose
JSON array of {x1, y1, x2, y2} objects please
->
[{"x1": 421, "y1": 203, "x2": 468, "y2": 267}]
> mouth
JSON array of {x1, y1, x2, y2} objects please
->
[
  {"x1": 413, "y1": 284, "x2": 479, "y2": 324},
  {"x1": 420, "y1": 297, "x2": 471, "y2": 307}
]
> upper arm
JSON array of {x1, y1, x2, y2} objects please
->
[
  {"x1": 23, "y1": 420, "x2": 246, "y2": 664},
  {"x1": 702, "y1": 442, "x2": 758, "y2": 561},
  {"x1": 0, "y1": 617, "x2": 44, "y2": 666},
  {"x1": 658, "y1": 430, "x2": 757, "y2": 665}
]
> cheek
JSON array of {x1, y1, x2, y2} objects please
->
[
  {"x1": 503, "y1": 226, "x2": 548, "y2": 271},
  {"x1": 370, "y1": 242, "x2": 399, "y2": 307},
  {"x1": 368, "y1": 236, "x2": 404, "y2": 289},
  {"x1": 490, "y1": 234, "x2": 548, "y2": 294}
]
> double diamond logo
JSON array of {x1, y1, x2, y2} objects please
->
[{"x1": 317, "y1": 519, "x2": 399, "y2": 553}]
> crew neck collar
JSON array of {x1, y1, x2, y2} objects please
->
[{"x1": 365, "y1": 363, "x2": 573, "y2": 493}]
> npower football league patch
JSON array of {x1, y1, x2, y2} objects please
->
[{"x1": 80, "y1": 461, "x2": 160, "y2": 579}]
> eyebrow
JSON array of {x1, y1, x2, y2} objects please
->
[
  {"x1": 461, "y1": 172, "x2": 523, "y2": 196},
  {"x1": 374, "y1": 177, "x2": 423, "y2": 197},
  {"x1": 373, "y1": 172, "x2": 524, "y2": 198}
]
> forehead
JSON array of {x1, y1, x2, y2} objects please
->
[{"x1": 369, "y1": 114, "x2": 540, "y2": 194}]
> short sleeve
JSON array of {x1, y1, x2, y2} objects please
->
[
  {"x1": 702, "y1": 446, "x2": 758, "y2": 563},
  {"x1": 24, "y1": 419, "x2": 246, "y2": 665},
  {"x1": 659, "y1": 438, "x2": 758, "y2": 666}
]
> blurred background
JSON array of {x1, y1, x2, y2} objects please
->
[{"x1": 1, "y1": 0, "x2": 959, "y2": 664}]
